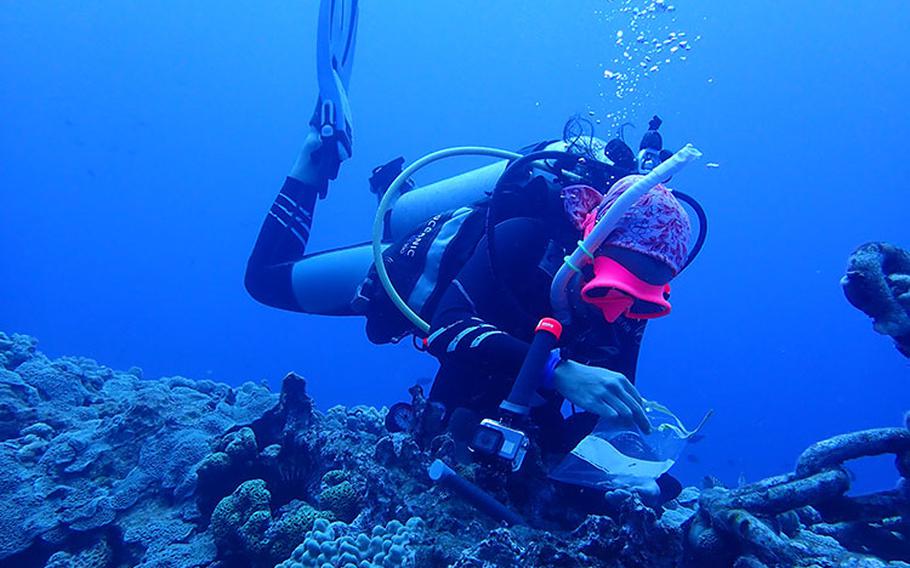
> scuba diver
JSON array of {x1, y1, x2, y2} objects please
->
[{"x1": 246, "y1": 0, "x2": 707, "y2": 507}]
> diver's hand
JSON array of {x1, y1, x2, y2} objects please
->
[
  {"x1": 289, "y1": 127, "x2": 346, "y2": 190},
  {"x1": 553, "y1": 360, "x2": 652, "y2": 433}
]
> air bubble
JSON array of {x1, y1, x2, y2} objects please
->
[{"x1": 593, "y1": 0, "x2": 700, "y2": 130}]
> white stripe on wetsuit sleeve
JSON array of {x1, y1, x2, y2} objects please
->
[
  {"x1": 276, "y1": 193, "x2": 313, "y2": 223},
  {"x1": 273, "y1": 203, "x2": 312, "y2": 232},
  {"x1": 427, "y1": 317, "x2": 484, "y2": 347},
  {"x1": 469, "y1": 330, "x2": 506, "y2": 348},
  {"x1": 447, "y1": 323, "x2": 496, "y2": 353},
  {"x1": 426, "y1": 320, "x2": 461, "y2": 346},
  {"x1": 268, "y1": 211, "x2": 308, "y2": 245}
]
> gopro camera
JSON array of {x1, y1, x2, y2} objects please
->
[{"x1": 470, "y1": 418, "x2": 530, "y2": 472}]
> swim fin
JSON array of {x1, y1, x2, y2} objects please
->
[{"x1": 310, "y1": 0, "x2": 358, "y2": 187}]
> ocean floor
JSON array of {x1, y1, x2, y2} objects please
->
[{"x1": 0, "y1": 331, "x2": 907, "y2": 567}]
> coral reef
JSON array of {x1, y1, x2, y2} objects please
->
[
  {"x1": 210, "y1": 479, "x2": 334, "y2": 567},
  {"x1": 1, "y1": 330, "x2": 908, "y2": 567},
  {"x1": 842, "y1": 241, "x2": 910, "y2": 357},
  {"x1": 0, "y1": 331, "x2": 274, "y2": 566},
  {"x1": 319, "y1": 475, "x2": 361, "y2": 522},
  {"x1": 277, "y1": 517, "x2": 424, "y2": 568}
]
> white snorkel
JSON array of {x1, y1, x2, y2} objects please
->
[{"x1": 549, "y1": 143, "x2": 703, "y2": 322}]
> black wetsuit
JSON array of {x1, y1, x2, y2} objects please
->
[{"x1": 425, "y1": 216, "x2": 647, "y2": 419}]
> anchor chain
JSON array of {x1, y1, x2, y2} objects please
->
[{"x1": 691, "y1": 420, "x2": 910, "y2": 566}]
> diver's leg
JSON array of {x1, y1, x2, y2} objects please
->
[
  {"x1": 245, "y1": 0, "x2": 365, "y2": 316},
  {"x1": 245, "y1": 130, "x2": 377, "y2": 316},
  {"x1": 290, "y1": 242, "x2": 375, "y2": 314},
  {"x1": 245, "y1": 133, "x2": 326, "y2": 311}
]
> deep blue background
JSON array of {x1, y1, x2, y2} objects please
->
[{"x1": 2, "y1": 1, "x2": 908, "y2": 491}]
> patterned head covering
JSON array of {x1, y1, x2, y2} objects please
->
[{"x1": 584, "y1": 175, "x2": 692, "y2": 275}]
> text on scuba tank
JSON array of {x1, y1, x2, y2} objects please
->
[{"x1": 401, "y1": 214, "x2": 442, "y2": 257}]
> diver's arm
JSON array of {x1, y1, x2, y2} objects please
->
[
  {"x1": 428, "y1": 251, "x2": 649, "y2": 428},
  {"x1": 427, "y1": 315, "x2": 532, "y2": 378},
  {"x1": 426, "y1": 218, "x2": 551, "y2": 376},
  {"x1": 245, "y1": 0, "x2": 358, "y2": 313},
  {"x1": 427, "y1": 283, "x2": 532, "y2": 378}
]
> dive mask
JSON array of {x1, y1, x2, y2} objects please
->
[
  {"x1": 562, "y1": 184, "x2": 672, "y2": 322},
  {"x1": 581, "y1": 257, "x2": 671, "y2": 322},
  {"x1": 572, "y1": 173, "x2": 692, "y2": 323}
]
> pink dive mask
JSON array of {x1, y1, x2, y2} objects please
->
[
  {"x1": 571, "y1": 176, "x2": 689, "y2": 323},
  {"x1": 580, "y1": 256, "x2": 672, "y2": 322}
]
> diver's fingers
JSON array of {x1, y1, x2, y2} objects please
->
[
  {"x1": 590, "y1": 401, "x2": 620, "y2": 420},
  {"x1": 616, "y1": 390, "x2": 652, "y2": 434},
  {"x1": 614, "y1": 374, "x2": 644, "y2": 406},
  {"x1": 604, "y1": 396, "x2": 634, "y2": 424},
  {"x1": 899, "y1": 291, "x2": 910, "y2": 310}
]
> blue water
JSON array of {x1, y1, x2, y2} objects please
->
[{"x1": 2, "y1": 1, "x2": 908, "y2": 494}]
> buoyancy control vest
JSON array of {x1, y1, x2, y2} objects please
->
[{"x1": 354, "y1": 167, "x2": 571, "y2": 345}]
